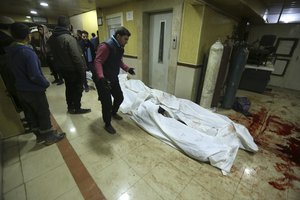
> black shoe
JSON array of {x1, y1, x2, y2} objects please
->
[
  {"x1": 112, "y1": 113, "x2": 123, "y2": 120},
  {"x1": 84, "y1": 87, "x2": 90, "y2": 92},
  {"x1": 52, "y1": 80, "x2": 59, "y2": 84},
  {"x1": 36, "y1": 135, "x2": 44, "y2": 143},
  {"x1": 104, "y1": 124, "x2": 116, "y2": 134},
  {"x1": 56, "y1": 80, "x2": 64, "y2": 85},
  {"x1": 68, "y1": 109, "x2": 75, "y2": 114},
  {"x1": 69, "y1": 108, "x2": 91, "y2": 114},
  {"x1": 43, "y1": 132, "x2": 66, "y2": 146}
]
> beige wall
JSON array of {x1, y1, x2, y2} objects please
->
[
  {"x1": 199, "y1": 6, "x2": 237, "y2": 64},
  {"x1": 96, "y1": 0, "x2": 238, "y2": 101},
  {"x1": 70, "y1": 10, "x2": 98, "y2": 39},
  {"x1": 178, "y1": 3, "x2": 204, "y2": 65},
  {"x1": 175, "y1": 4, "x2": 237, "y2": 101},
  {"x1": 98, "y1": 4, "x2": 138, "y2": 56}
]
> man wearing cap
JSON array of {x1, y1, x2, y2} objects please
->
[{"x1": 6, "y1": 22, "x2": 65, "y2": 145}]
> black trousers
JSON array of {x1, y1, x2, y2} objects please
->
[
  {"x1": 47, "y1": 56, "x2": 63, "y2": 81},
  {"x1": 61, "y1": 70, "x2": 84, "y2": 110},
  {"x1": 95, "y1": 79, "x2": 124, "y2": 125},
  {"x1": 17, "y1": 91, "x2": 52, "y2": 131}
]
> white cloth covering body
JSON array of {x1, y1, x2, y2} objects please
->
[{"x1": 118, "y1": 75, "x2": 258, "y2": 175}]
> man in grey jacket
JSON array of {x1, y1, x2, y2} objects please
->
[{"x1": 48, "y1": 16, "x2": 91, "y2": 114}]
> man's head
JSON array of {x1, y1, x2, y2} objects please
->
[
  {"x1": 81, "y1": 30, "x2": 88, "y2": 41},
  {"x1": 57, "y1": 16, "x2": 70, "y2": 29},
  {"x1": 10, "y1": 22, "x2": 30, "y2": 42},
  {"x1": 91, "y1": 33, "x2": 96, "y2": 38},
  {"x1": 113, "y1": 27, "x2": 131, "y2": 47},
  {"x1": 37, "y1": 25, "x2": 43, "y2": 35},
  {"x1": 77, "y1": 30, "x2": 82, "y2": 39}
]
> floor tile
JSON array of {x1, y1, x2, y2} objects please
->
[
  {"x1": 122, "y1": 144, "x2": 163, "y2": 177},
  {"x1": 22, "y1": 144, "x2": 65, "y2": 182},
  {"x1": 2, "y1": 161, "x2": 23, "y2": 193},
  {"x1": 117, "y1": 179, "x2": 163, "y2": 200},
  {"x1": 92, "y1": 159, "x2": 141, "y2": 200},
  {"x1": 177, "y1": 179, "x2": 215, "y2": 200},
  {"x1": 2, "y1": 144, "x2": 19, "y2": 167},
  {"x1": 143, "y1": 161, "x2": 193, "y2": 200},
  {"x1": 55, "y1": 186, "x2": 84, "y2": 200},
  {"x1": 26, "y1": 164, "x2": 76, "y2": 200},
  {"x1": 3, "y1": 184, "x2": 26, "y2": 200}
]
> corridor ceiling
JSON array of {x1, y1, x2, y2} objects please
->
[{"x1": 0, "y1": 0, "x2": 299, "y2": 24}]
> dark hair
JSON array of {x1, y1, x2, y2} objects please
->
[
  {"x1": 81, "y1": 30, "x2": 88, "y2": 35},
  {"x1": 77, "y1": 29, "x2": 82, "y2": 35},
  {"x1": 113, "y1": 27, "x2": 131, "y2": 38},
  {"x1": 57, "y1": 16, "x2": 70, "y2": 28},
  {"x1": 91, "y1": 33, "x2": 96, "y2": 37},
  {"x1": 10, "y1": 22, "x2": 30, "y2": 40}
]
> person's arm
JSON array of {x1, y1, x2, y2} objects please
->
[
  {"x1": 25, "y1": 50, "x2": 49, "y2": 88},
  {"x1": 67, "y1": 36, "x2": 86, "y2": 74},
  {"x1": 120, "y1": 59, "x2": 129, "y2": 72},
  {"x1": 94, "y1": 43, "x2": 109, "y2": 80}
]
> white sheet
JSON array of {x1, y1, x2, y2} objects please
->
[{"x1": 119, "y1": 74, "x2": 258, "y2": 175}]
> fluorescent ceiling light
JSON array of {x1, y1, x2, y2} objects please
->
[
  {"x1": 30, "y1": 10, "x2": 37, "y2": 14},
  {"x1": 26, "y1": 16, "x2": 31, "y2": 18},
  {"x1": 40, "y1": 2, "x2": 48, "y2": 7}
]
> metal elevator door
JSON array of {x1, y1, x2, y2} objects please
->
[{"x1": 149, "y1": 12, "x2": 172, "y2": 92}]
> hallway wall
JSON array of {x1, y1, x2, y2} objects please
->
[
  {"x1": 248, "y1": 24, "x2": 300, "y2": 91},
  {"x1": 70, "y1": 10, "x2": 98, "y2": 40},
  {"x1": 96, "y1": 0, "x2": 237, "y2": 101}
]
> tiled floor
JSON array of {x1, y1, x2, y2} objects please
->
[{"x1": 2, "y1": 70, "x2": 300, "y2": 200}]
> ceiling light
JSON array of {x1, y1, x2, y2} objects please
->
[
  {"x1": 26, "y1": 16, "x2": 31, "y2": 18},
  {"x1": 30, "y1": 10, "x2": 37, "y2": 14},
  {"x1": 40, "y1": 2, "x2": 48, "y2": 7}
]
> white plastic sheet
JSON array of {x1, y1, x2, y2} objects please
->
[{"x1": 119, "y1": 74, "x2": 258, "y2": 175}]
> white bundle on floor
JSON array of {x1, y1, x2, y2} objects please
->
[{"x1": 119, "y1": 74, "x2": 258, "y2": 175}]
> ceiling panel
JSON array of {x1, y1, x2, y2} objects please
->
[
  {"x1": 0, "y1": 0, "x2": 299, "y2": 24},
  {"x1": 0, "y1": 0, "x2": 133, "y2": 22}
]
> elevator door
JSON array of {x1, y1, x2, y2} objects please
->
[{"x1": 149, "y1": 12, "x2": 172, "y2": 92}]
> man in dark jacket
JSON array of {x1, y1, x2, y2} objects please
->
[
  {"x1": 7, "y1": 22, "x2": 65, "y2": 145},
  {"x1": 48, "y1": 16, "x2": 91, "y2": 114},
  {"x1": 79, "y1": 30, "x2": 95, "y2": 92},
  {"x1": 94, "y1": 27, "x2": 135, "y2": 134}
]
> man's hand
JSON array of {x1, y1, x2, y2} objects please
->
[
  {"x1": 100, "y1": 78, "x2": 111, "y2": 90},
  {"x1": 128, "y1": 68, "x2": 135, "y2": 75}
]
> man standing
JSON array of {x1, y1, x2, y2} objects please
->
[
  {"x1": 90, "y1": 32, "x2": 99, "y2": 49},
  {"x1": 94, "y1": 27, "x2": 135, "y2": 134},
  {"x1": 37, "y1": 24, "x2": 63, "y2": 85},
  {"x1": 79, "y1": 30, "x2": 95, "y2": 92},
  {"x1": 7, "y1": 22, "x2": 65, "y2": 145},
  {"x1": 48, "y1": 16, "x2": 91, "y2": 114}
]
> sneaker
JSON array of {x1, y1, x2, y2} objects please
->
[
  {"x1": 44, "y1": 132, "x2": 66, "y2": 146},
  {"x1": 69, "y1": 108, "x2": 91, "y2": 114},
  {"x1": 112, "y1": 113, "x2": 123, "y2": 120},
  {"x1": 56, "y1": 80, "x2": 64, "y2": 85},
  {"x1": 36, "y1": 135, "x2": 44, "y2": 143},
  {"x1": 104, "y1": 124, "x2": 116, "y2": 134}
]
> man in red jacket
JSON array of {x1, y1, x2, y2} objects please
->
[{"x1": 94, "y1": 27, "x2": 135, "y2": 134}]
